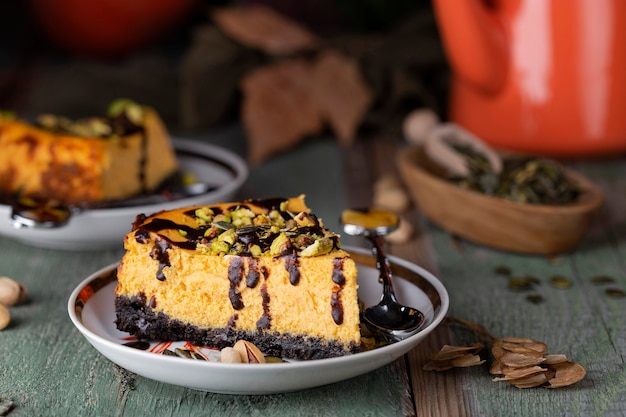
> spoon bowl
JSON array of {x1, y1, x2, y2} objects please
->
[{"x1": 341, "y1": 208, "x2": 426, "y2": 341}]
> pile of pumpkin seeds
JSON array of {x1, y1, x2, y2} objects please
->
[{"x1": 447, "y1": 145, "x2": 580, "y2": 205}]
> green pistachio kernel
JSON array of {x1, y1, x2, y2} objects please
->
[
  {"x1": 294, "y1": 212, "x2": 316, "y2": 227},
  {"x1": 108, "y1": 98, "x2": 144, "y2": 124},
  {"x1": 196, "y1": 243, "x2": 210, "y2": 253},
  {"x1": 270, "y1": 232, "x2": 290, "y2": 256},
  {"x1": 217, "y1": 228, "x2": 237, "y2": 245},
  {"x1": 213, "y1": 213, "x2": 231, "y2": 223},
  {"x1": 232, "y1": 216, "x2": 253, "y2": 227},
  {"x1": 0, "y1": 110, "x2": 15, "y2": 121},
  {"x1": 300, "y1": 237, "x2": 333, "y2": 257},
  {"x1": 210, "y1": 241, "x2": 230, "y2": 254},
  {"x1": 195, "y1": 207, "x2": 214, "y2": 222},
  {"x1": 249, "y1": 245, "x2": 262, "y2": 256}
]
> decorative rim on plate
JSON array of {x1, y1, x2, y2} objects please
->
[{"x1": 68, "y1": 246, "x2": 449, "y2": 394}]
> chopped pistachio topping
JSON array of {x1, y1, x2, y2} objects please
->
[
  {"x1": 33, "y1": 99, "x2": 145, "y2": 138},
  {"x1": 185, "y1": 200, "x2": 340, "y2": 257}
]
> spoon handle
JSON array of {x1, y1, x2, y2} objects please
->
[{"x1": 368, "y1": 235, "x2": 399, "y2": 304}]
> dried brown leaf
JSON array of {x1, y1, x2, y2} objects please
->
[
  {"x1": 240, "y1": 58, "x2": 323, "y2": 165},
  {"x1": 500, "y1": 352, "x2": 546, "y2": 368},
  {"x1": 493, "y1": 365, "x2": 546, "y2": 380},
  {"x1": 429, "y1": 343, "x2": 484, "y2": 361},
  {"x1": 499, "y1": 340, "x2": 547, "y2": 355},
  {"x1": 543, "y1": 354, "x2": 569, "y2": 365},
  {"x1": 545, "y1": 362, "x2": 586, "y2": 388},
  {"x1": 426, "y1": 320, "x2": 586, "y2": 389},
  {"x1": 509, "y1": 372, "x2": 551, "y2": 389},
  {"x1": 450, "y1": 354, "x2": 485, "y2": 368},
  {"x1": 311, "y1": 50, "x2": 373, "y2": 146},
  {"x1": 211, "y1": 5, "x2": 319, "y2": 55},
  {"x1": 489, "y1": 360, "x2": 503, "y2": 375},
  {"x1": 543, "y1": 367, "x2": 556, "y2": 382},
  {"x1": 491, "y1": 343, "x2": 505, "y2": 360}
]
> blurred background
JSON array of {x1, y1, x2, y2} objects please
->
[{"x1": 0, "y1": 0, "x2": 449, "y2": 144}]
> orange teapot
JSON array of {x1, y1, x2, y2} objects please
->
[{"x1": 432, "y1": 0, "x2": 626, "y2": 157}]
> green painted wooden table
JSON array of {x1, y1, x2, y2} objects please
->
[{"x1": 1, "y1": 129, "x2": 625, "y2": 417}]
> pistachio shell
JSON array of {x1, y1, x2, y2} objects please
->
[
  {"x1": 0, "y1": 277, "x2": 27, "y2": 306},
  {"x1": 220, "y1": 347, "x2": 243, "y2": 363},
  {"x1": 0, "y1": 304, "x2": 10, "y2": 330},
  {"x1": 403, "y1": 108, "x2": 440, "y2": 145},
  {"x1": 233, "y1": 340, "x2": 266, "y2": 364}
]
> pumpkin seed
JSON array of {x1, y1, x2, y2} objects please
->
[
  {"x1": 265, "y1": 356, "x2": 287, "y2": 363},
  {"x1": 508, "y1": 276, "x2": 536, "y2": 290},
  {"x1": 590, "y1": 275, "x2": 615, "y2": 284},
  {"x1": 174, "y1": 348, "x2": 193, "y2": 359},
  {"x1": 605, "y1": 288, "x2": 626, "y2": 298},
  {"x1": 550, "y1": 275, "x2": 572, "y2": 289},
  {"x1": 494, "y1": 265, "x2": 512, "y2": 276},
  {"x1": 526, "y1": 294, "x2": 544, "y2": 304}
]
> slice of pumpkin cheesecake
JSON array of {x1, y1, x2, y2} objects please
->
[{"x1": 114, "y1": 195, "x2": 361, "y2": 360}]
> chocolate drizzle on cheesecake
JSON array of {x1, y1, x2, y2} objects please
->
[
  {"x1": 330, "y1": 291, "x2": 343, "y2": 325},
  {"x1": 228, "y1": 257, "x2": 245, "y2": 310},
  {"x1": 226, "y1": 313, "x2": 238, "y2": 330},
  {"x1": 284, "y1": 253, "x2": 300, "y2": 285},
  {"x1": 150, "y1": 237, "x2": 171, "y2": 282},
  {"x1": 257, "y1": 282, "x2": 271, "y2": 330},
  {"x1": 331, "y1": 258, "x2": 346, "y2": 325},
  {"x1": 332, "y1": 258, "x2": 346, "y2": 286},
  {"x1": 246, "y1": 258, "x2": 260, "y2": 288}
]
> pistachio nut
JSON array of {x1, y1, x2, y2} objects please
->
[
  {"x1": 233, "y1": 340, "x2": 266, "y2": 364},
  {"x1": 0, "y1": 304, "x2": 10, "y2": 330},
  {"x1": 108, "y1": 98, "x2": 144, "y2": 124},
  {"x1": 0, "y1": 276, "x2": 27, "y2": 306},
  {"x1": 300, "y1": 237, "x2": 333, "y2": 257},
  {"x1": 220, "y1": 347, "x2": 243, "y2": 363},
  {"x1": 403, "y1": 108, "x2": 440, "y2": 145}
]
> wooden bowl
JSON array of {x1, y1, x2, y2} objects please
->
[{"x1": 397, "y1": 146, "x2": 605, "y2": 255}]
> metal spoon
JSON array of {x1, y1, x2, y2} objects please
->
[
  {"x1": 8, "y1": 182, "x2": 218, "y2": 229},
  {"x1": 341, "y1": 208, "x2": 425, "y2": 341}
]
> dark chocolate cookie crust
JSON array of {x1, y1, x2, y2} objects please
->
[{"x1": 114, "y1": 294, "x2": 360, "y2": 360}]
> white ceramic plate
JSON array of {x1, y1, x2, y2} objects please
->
[
  {"x1": 0, "y1": 139, "x2": 248, "y2": 250},
  {"x1": 68, "y1": 247, "x2": 449, "y2": 394}
]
